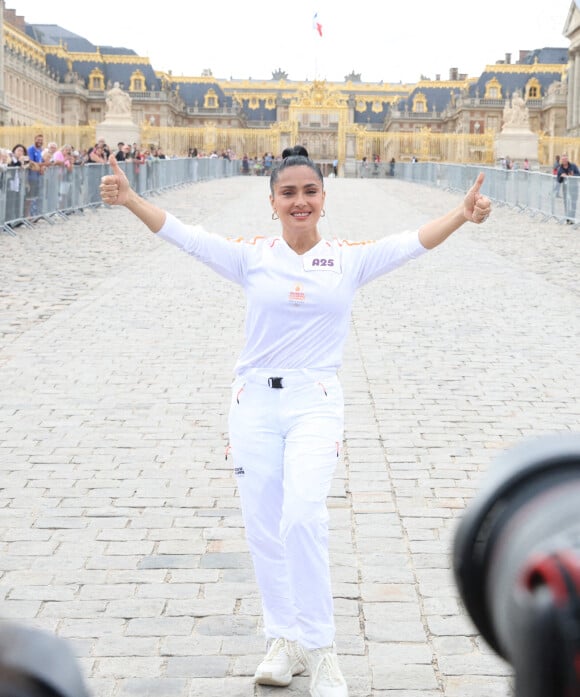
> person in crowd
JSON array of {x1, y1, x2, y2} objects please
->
[
  {"x1": 86, "y1": 142, "x2": 108, "y2": 204},
  {"x1": 42, "y1": 141, "x2": 59, "y2": 166},
  {"x1": 360, "y1": 156, "x2": 368, "y2": 178},
  {"x1": 553, "y1": 154, "x2": 561, "y2": 198},
  {"x1": 87, "y1": 139, "x2": 110, "y2": 162},
  {"x1": 52, "y1": 144, "x2": 75, "y2": 209},
  {"x1": 115, "y1": 142, "x2": 127, "y2": 162},
  {"x1": 8, "y1": 143, "x2": 29, "y2": 167},
  {"x1": 88, "y1": 143, "x2": 108, "y2": 164},
  {"x1": 26, "y1": 133, "x2": 46, "y2": 217},
  {"x1": 99, "y1": 145, "x2": 492, "y2": 697},
  {"x1": 5, "y1": 143, "x2": 30, "y2": 222},
  {"x1": 264, "y1": 152, "x2": 273, "y2": 175},
  {"x1": 556, "y1": 152, "x2": 580, "y2": 224},
  {"x1": 52, "y1": 143, "x2": 74, "y2": 168}
]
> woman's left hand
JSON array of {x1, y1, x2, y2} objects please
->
[{"x1": 464, "y1": 173, "x2": 491, "y2": 224}]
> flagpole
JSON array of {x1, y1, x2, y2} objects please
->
[{"x1": 312, "y1": 11, "x2": 323, "y2": 81}]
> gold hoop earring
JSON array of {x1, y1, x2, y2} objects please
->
[
  {"x1": 271, "y1": 211, "x2": 279, "y2": 220},
  {"x1": 320, "y1": 209, "x2": 326, "y2": 218}
]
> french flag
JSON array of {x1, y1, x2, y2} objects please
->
[{"x1": 313, "y1": 11, "x2": 323, "y2": 37}]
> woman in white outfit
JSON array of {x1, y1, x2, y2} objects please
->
[{"x1": 100, "y1": 147, "x2": 491, "y2": 697}]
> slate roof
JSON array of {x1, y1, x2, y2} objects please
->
[
  {"x1": 469, "y1": 68, "x2": 563, "y2": 98},
  {"x1": 239, "y1": 103, "x2": 277, "y2": 122},
  {"x1": 25, "y1": 23, "x2": 134, "y2": 55},
  {"x1": 18, "y1": 21, "x2": 571, "y2": 124},
  {"x1": 173, "y1": 80, "x2": 231, "y2": 106},
  {"x1": 521, "y1": 47, "x2": 568, "y2": 65},
  {"x1": 396, "y1": 85, "x2": 458, "y2": 113},
  {"x1": 353, "y1": 103, "x2": 390, "y2": 125}
]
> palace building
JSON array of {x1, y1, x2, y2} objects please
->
[{"x1": 1, "y1": 1, "x2": 580, "y2": 168}]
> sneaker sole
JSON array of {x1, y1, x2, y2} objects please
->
[
  {"x1": 254, "y1": 662, "x2": 306, "y2": 686},
  {"x1": 254, "y1": 673, "x2": 293, "y2": 686}
]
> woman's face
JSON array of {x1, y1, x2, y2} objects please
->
[
  {"x1": 13, "y1": 146, "x2": 25, "y2": 158},
  {"x1": 270, "y1": 165, "x2": 325, "y2": 237}
]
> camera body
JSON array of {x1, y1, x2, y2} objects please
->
[
  {"x1": 0, "y1": 623, "x2": 90, "y2": 697},
  {"x1": 453, "y1": 433, "x2": 580, "y2": 697}
]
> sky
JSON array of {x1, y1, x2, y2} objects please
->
[{"x1": 6, "y1": 0, "x2": 576, "y2": 84}]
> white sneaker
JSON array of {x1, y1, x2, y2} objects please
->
[
  {"x1": 306, "y1": 645, "x2": 348, "y2": 697},
  {"x1": 254, "y1": 637, "x2": 306, "y2": 686}
]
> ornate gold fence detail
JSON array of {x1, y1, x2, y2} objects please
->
[
  {"x1": 0, "y1": 124, "x2": 97, "y2": 150},
  {"x1": 351, "y1": 128, "x2": 497, "y2": 165},
  {"x1": 2, "y1": 124, "x2": 580, "y2": 168},
  {"x1": 140, "y1": 125, "x2": 282, "y2": 158},
  {"x1": 538, "y1": 135, "x2": 580, "y2": 167}
]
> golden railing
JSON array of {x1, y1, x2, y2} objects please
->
[
  {"x1": 139, "y1": 125, "x2": 283, "y2": 158},
  {"x1": 352, "y1": 130, "x2": 496, "y2": 164},
  {"x1": 1, "y1": 124, "x2": 579, "y2": 168},
  {"x1": 0, "y1": 125, "x2": 98, "y2": 152}
]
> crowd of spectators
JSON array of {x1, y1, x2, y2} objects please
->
[
  {"x1": 0, "y1": 135, "x2": 208, "y2": 174},
  {"x1": 0, "y1": 135, "x2": 253, "y2": 224}
]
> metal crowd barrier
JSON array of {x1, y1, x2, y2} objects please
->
[
  {"x1": 0, "y1": 157, "x2": 239, "y2": 236},
  {"x1": 376, "y1": 162, "x2": 579, "y2": 227},
  {"x1": 3, "y1": 158, "x2": 578, "y2": 235}
]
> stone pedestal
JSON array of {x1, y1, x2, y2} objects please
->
[
  {"x1": 494, "y1": 128, "x2": 539, "y2": 169},
  {"x1": 96, "y1": 118, "x2": 141, "y2": 150}
]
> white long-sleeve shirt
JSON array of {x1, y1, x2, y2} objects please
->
[{"x1": 157, "y1": 213, "x2": 427, "y2": 375}]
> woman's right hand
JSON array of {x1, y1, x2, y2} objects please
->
[{"x1": 100, "y1": 154, "x2": 131, "y2": 206}]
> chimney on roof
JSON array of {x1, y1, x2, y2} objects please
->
[
  {"x1": 449, "y1": 67, "x2": 458, "y2": 81},
  {"x1": 436, "y1": 74, "x2": 441, "y2": 81},
  {"x1": 4, "y1": 9, "x2": 26, "y2": 30},
  {"x1": 505, "y1": 53, "x2": 512, "y2": 64}
]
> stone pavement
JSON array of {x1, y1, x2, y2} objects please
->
[{"x1": 1, "y1": 174, "x2": 579, "y2": 697}]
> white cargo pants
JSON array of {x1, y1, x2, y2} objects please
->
[{"x1": 228, "y1": 369, "x2": 344, "y2": 650}]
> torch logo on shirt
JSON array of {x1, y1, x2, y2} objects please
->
[{"x1": 289, "y1": 284, "x2": 305, "y2": 303}]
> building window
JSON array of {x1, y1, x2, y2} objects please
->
[
  {"x1": 412, "y1": 93, "x2": 427, "y2": 113},
  {"x1": 204, "y1": 89, "x2": 219, "y2": 108},
  {"x1": 130, "y1": 71, "x2": 146, "y2": 92},
  {"x1": 484, "y1": 78, "x2": 502, "y2": 100},
  {"x1": 89, "y1": 69, "x2": 104, "y2": 90},
  {"x1": 486, "y1": 115, "x2": 500, "y2": 132},
  {"x1": 526, "y1": 78, "x2": 541, "y2": 100}
]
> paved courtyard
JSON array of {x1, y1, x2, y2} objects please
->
[{"x1": 1, "y1": 174, "x2": 579, "y2": 697}]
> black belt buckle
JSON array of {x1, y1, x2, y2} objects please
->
[{"x1": 268, "y1": 377, "x2": 284, "y2": 389}]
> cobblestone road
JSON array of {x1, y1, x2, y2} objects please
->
[{"x1": 1, "y1": 175, "x2": 579, "y2": 697}]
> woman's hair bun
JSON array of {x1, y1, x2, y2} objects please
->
[{"x1": 282, "y1": 145, "x2": 309, "y2": 159}]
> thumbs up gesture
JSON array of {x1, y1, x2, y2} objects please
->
[
  {"x1": 463, "y1": 172, "x2": 491, "y2": 224},
  {"x1": 100, "y1": 154, "x2": 130, "y2": 206}
]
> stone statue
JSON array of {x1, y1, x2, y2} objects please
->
[
  {"x1": 494, "y1": 88, "x2": 538, "y2": 167},
  {"x1": 105, "y1": 82, "x2": 132, "y2": 118},
  {"x1": 502, "y1": 90, "x2": 530, "y2": 130}
]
